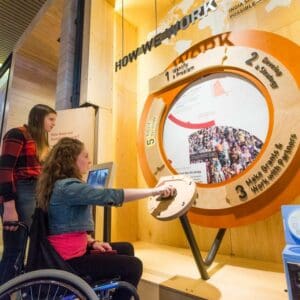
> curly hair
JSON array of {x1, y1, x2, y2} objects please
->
[{"x1": 36, "y1": 137, "x2": 84, "y2": 211}]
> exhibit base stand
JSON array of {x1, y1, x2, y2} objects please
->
[
  {"x1": 134, "y1": 242, "x2": 287, "y2": 300},
  {"x1": 179, "y1": 214, "x2": 226, "y2": 280},
  {"x1": 148, "y1": 176, "x2": 226, "y2": 280}
]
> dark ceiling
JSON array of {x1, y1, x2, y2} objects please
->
[{"x1": 0, "y1": 0, "x2": 47, "y2": 65}]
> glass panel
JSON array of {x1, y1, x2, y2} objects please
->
[{"x1": 0, "y1": 68, "x2": 10, "y2": 140}]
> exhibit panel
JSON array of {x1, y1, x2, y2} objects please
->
[
  {"x1": 126, "y1": 0, "x2": 300, "y2": 262},
  {"x1": 138, "y1": 30, "x2": 300, "y2": 228},
  {"x1": 48, "y1": 106, "x2": 96, "y2": 162}
]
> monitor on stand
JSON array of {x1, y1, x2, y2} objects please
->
[{"x1": 87, "y1": 162, "x2": 114, "y2": 242}]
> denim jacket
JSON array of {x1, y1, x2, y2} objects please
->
[{"x1": 48, "y1": 178, "x2": 124, "y2": 235}]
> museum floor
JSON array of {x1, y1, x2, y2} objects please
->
[
  {"x1": 0, "y1": 242, "x2": 287, "y2": 299},
  {"x1": 134, "y1": 242, "x2": 287, "y2": 300}
]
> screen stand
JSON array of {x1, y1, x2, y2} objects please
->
[
  {"x1": 179, "y1": 214, "x2": 226, "y2": 280},
  {"x1": 103, "y1": 206, "x2": 112, "y2": 242}
]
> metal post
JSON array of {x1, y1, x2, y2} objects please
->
[
  {"x1": 103, "y1": 206, "x2": 112, "y2": 242},
  {"x1": 179, "y1": 214, "x2": 226, "y2": 280},
  {"x1": 180, "y1": 214, "x2": 209, "y2": 280}
]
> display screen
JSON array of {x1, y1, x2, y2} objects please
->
[
  {"x1": 163, "y1": 72, "x2": 269, "y2": 185},
  {"x1": 288, "y1": 210, "x2": 300, "y2": 240},
  {"x1": 87, "y1": 168, "x2": 110, "y2": 188}
]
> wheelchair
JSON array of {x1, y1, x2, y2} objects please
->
[{"x1": 0, "y1": 219, "x2": 140, "y2": 300}]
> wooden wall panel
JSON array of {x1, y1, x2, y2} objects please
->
[
  {"x1": 2, "y1": 0, "x2": 61, "y2": 134},
  {"x1": 230, "y1": 196, "x2": 300, "y2": 262},
  {"x1": 55, "y1": 0, "x2": 77, "y2": 110},
  {"x1": 230, "y1": 213, "x2": 286, "y2": 262},
  {"x1": 81, "y1": 1, "x2": 138, "y2": 242},
  {"x1": 111, "y1": 14, "x2": 138, "y2": 242},
  {"x1": 4, "y1": 53, "x2": 56, "y2": 132},
  {"x1": 94, "y1": 109, "x2": 113, "y2": 240},
  {"x1": 15, "y1": 0, "x2": 63, "y2": 72},
  {"x1": 81, "y1": 0, "x2": 115, "y2": 240},
  {"x1": 81, "y1": 0, "x2": 114, "y2": 108}
]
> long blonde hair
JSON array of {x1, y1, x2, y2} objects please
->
[
  {"x1": 27, "y1": 104, "x2": 56, "y2": 161},
  {"x1": 36, "y1": 137, "x2": 84, "y2": 211}
]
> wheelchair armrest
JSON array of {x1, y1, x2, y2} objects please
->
[{"x1": 3, "y1": 221, "x2": 29, "y2": 234}]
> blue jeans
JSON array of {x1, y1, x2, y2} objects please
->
[{"x1": 0, "y1": 179, "x2": 37, "y2": 285}]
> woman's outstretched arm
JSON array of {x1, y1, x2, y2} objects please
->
[{"x1": 123, "y1": 185, "x2": 176, "y2": 203}]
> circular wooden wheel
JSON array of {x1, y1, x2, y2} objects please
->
[{"x1": 148, "y1": 175, "x2": 198, "y2": 221}]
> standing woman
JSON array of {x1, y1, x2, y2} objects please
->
[{"x1": 0, "y1": 104, "x2": 56, "y2": 284}]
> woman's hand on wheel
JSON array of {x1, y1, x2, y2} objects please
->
[{"x1": 154, "y1": 184, "x2": 177, "y2": 199}]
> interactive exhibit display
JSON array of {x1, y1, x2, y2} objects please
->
[
  {"x1": 138, "y1": 30, "x2": 300, "y2": 279},
  {"x1": 149, "y1": 175, "x2": 197, "y2": 221},
  {"x1": 87, "y1": 163, "x2": 113, "y2": 188},
  {"x1": 282, "y1": 206, "x2": 300, "y2": 300},
  {"x1": 87, "y1": 162, "x2": 114, "y2": 242}
]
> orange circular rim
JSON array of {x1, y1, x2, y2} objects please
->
[{"x1": 138, "y1": 30, "x2": 300, "y2": 227}]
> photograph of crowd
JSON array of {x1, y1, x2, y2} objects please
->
[{"x1": 188, "y1": 126, "x2": 263, "y2": 184}]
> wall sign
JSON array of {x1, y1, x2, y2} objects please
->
[
  {"x1": 138, "y1": 30, "x2": 300, "y2": 227},
  {"x1": 229, "y1": 0, "x2": 263, "y2": 19},
  {"x1": 114, "y1": 0, "x2": 217, "y2": 72}
]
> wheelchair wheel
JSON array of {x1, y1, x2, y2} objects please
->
[
  {"x1": 0, "y1": 269, "x2": 98, "y2": 300},
  {"x1": 94, "y1": 280, "x2": 140, "y2": 300}
]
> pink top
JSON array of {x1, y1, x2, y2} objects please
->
[{"x1": 48, "y1": 232, "x2": 88, "y2": 260}]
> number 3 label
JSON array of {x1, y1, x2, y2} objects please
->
[{"x1": 235, "y1": 185, "x2": 248, "y2": 201}]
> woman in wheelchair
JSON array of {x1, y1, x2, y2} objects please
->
[
  {"x1": 0, "y1": 104, "x2": 56, "y2": 286},
  {"x1": 35, "y1": 137, "x2": 176, "y2": 300}
]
